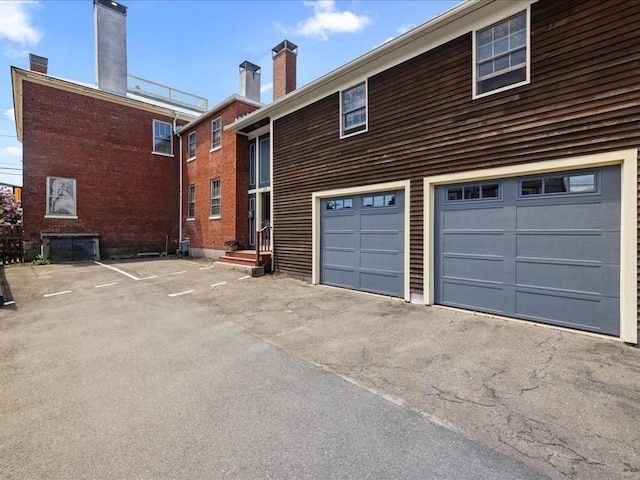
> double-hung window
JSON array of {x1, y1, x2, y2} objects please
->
[
  {"x1": 187, "y1": 185, "x2": 195, "y2": 219},
  {"x1": 211, "y1": 117, "x2": 222, "y2": 150},
  {"x1": 210, "y1": 179, "x2": 221, "y2": 217},
  {"x1": 341, "y1": 82, "x2": 367, "y2": 137},
  {"x1": 46, "y1": 176, "x2": 77, "y2": 217},
  {"x1": 187, "y1": 131, "x2": 196, "y2": 159},
  {"x1": 153, "y1": 120, "x2": 173, "y2": 155},
  {"x1": 475, "y1": 10, "x2": 529, "y2": 97}
]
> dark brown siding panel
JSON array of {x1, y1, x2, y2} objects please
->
[{"x1": 272, "y1": 0, "x2": 640, "y2": 304}]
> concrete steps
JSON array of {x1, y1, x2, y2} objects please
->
[{"x1": 217, "y1": 250, "x2": 272, "y2": 276}]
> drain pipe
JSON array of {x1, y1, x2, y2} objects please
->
[{"x1": 173, "y1": 114, "x2": 183, "y2": 251}]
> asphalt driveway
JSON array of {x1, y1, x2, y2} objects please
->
[{"x1": 1, "y1": 258, "x2": 638, "y2": 479}]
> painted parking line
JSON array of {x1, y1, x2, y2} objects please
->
[
  {"x1": 199, "y1": 266, "x2": 214, "y2": 270},
  {"x1": 95, "y1": 282, "x2": 118, "y2": 288},
  {"x1": 238, "y1": 275, "x2": 251, "y2": 280},
  {"x1": 3, "y1": 301, "x2": 15, "y2": 306},
  {"x1": 94, "y1": 261, "x2": 140, "y2": 280},
  {"x1": 170, "y1": 271, "x2": 188, "y2": 275},
  {"x1": 210, "y1": 281, "x2": 226, "y2": 288},
  {"x1": 168, "y1": 290, "x2": 195, "y2": 297},
  {"x1": 44, "y1": 290, "x2": 72, "y2": 298},
  {"x1": 138, "y1": 276, "x2": 159, "y2": 280}
]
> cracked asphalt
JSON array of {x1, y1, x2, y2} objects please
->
[{"x1": 1, "y1": 257, "x2": 639, "y2": 479}]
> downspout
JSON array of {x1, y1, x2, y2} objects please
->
[{"x1": 173, "y1": 114, "x2": 183, "y2": 249}]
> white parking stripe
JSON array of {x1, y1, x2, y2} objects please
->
[
  {"x1": 238, "y1": 275, "x2": 251, "y2": 280},
  {"x1": 138, "y1": 276, "x2": 158, "y2": 280},
  {"x1": 3, "y1": 301, "x2": 15, "y2": 306},
  {"x1": 171, "y1": 271, "x2": 187, "y2": 275},
  {"x1": 199, "y1": 266, "x2": 214, "y2": 270},
  {"x1": 44, "y1": 290, "x2": 72, "y2": 298},
  {"x1": 168, "y1": 290, "x2": 195, "y2": 297},
  {"x1": 95, "y1": 282, "x2": 118, "y2": 288},
  {"x1": 94, "y1": 261, "x2": 140, "y2": 280},
  {"x1": 210, "y1": 281, "x2": 227, "y2": 288}
]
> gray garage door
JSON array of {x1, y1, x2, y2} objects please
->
[
  {"x1": 321, "y1": 190, "x2": 404, "y2": 297},
  {"x1": 434, "y1": 166, "x2": 620, "y2": 336}
]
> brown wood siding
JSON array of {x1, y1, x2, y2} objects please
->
[{"x1": 272, "y1": 0, "x2": 640, "y2": 306}]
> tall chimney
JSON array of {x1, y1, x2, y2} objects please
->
[
  {"x1": 29, "y1": 54, "x2": 48, "y2": 74},
  {"x1": 94, "y1": 0, "x2": 128, "y2": 95},
  {"x1": 239, "y1": 61, "x2": 261, "y2": 103},
  {"x1": 272, "y1": 40, "x2": 297, "y2": 101}
]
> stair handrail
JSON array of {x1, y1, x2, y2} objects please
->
[{"x1": 255, "y1": 225, "x2": 272, "y2": 265}]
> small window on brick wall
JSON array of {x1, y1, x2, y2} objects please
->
[
  {"x1": 153, "y1": 120, "x2": 173, "y2": 155},
  {"x1": 187, "y1": 185, "x2": 195, "y2": 219}
]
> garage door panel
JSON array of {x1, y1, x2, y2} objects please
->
[
  {"x1": 324, "y1": 249, "x2": 357, "y2": 266},
  {"x1": 443, "y1": 207, "x2": 507, "y2": 229},
  {"x1": 323, "y1": 214, "x2": 356, "y2": 230},
  {"x1": 323, "y1": 231, "x2": 356, "y2": 249},
  {"x1": 360, "y1": 231, "x2": 403, "y2": 251},
  {"x1": 516, "y1": 203, "x2": 602, "y2": 230},
  {"x1": 442, "y1": 281, "x2": 504, "y2": 313},
  {"x1": 516, "y1": 233, "x2": 604, "y2": 262},
  {"x1": 323, "y1": 267, "x2": 357, "y2": 288},
  {"x1": 443, "y1": 233, "x2": 505, "y2": 256},
  {"x1": 360, "y1": 271, "x2": 402, "y2": 297},
  {"x1": 514, "y1": 291, "x2": 619, "y2": 333},
  {"x1": 516, "y1": 261, "x2": 602, "y2": 294},
  {"x1": 443, "y1": 257, "x2": 504, "y2": 283},
  {"x1": 361, "y1": 251, "x2": 401, "y2": 272},
  {"x1": 360, "y1": 212, "x2": 402, "y2": 230}
]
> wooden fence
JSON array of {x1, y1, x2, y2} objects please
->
[{"x1": 0, "y1": 225, "x2": 23, "y2": 265}]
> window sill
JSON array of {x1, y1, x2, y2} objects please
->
[
  {"x1": 45, "y1": 215, "x2": 78, "y2": 219},
  {"x1": 340, "y1": 126, "x2": 368, "y2": 139},
  {"x1": 186, "y1": 218, "x2": 195, "y2": 222},
  {"x1": 152, "y1": 151, "x2": 175, "y2": 158},
  {"x1": 187, "y1": 157, "x2": 196, "y2": 162},
  {"x1": 473, "y1": 78, "x2": 530, "y2": 100},
  {"x1": 209, "y1": 215, "x2": 221, "y2": 220},
  {"x1": 209, "y1": 146, "x2": 221, "y2": 153}
]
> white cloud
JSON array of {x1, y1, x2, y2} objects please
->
[
  {"x1": 3, "y1": 46, "x2": 30, "y2": 59},
  {"x1": 380, "y1": 23, "x2": 417, "y2": 46},
  {"x1": 3, "y1": 109, "x2": 16, "y2": 123},
  {"x1": 260, "y1": 82, "x2": 273, "y2": 94},
  {"x1": 0, "y1": 1, "x2": 41, "y2": 46},
  {"x1": 290, "y1": 1, "x2": 371, "y2": 41},
  {"x1": 0, "y1": 146, "x2": 22, "y2": 160}
]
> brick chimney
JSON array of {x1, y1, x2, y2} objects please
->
[
  {"x1": 239, "y1": 61, "x2": 261, "y2": 103},
  {"x1": 272, "y1": 40, "x2": 297, "y2": 101},
  {"x1": 29, "y1": 54, "x2": 48, "y2": 74},
  {"x1": 94, "y1": 0, "x2": 128, "y2": 95}
]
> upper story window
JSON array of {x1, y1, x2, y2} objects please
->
[
  {"x1": 187, "y1": 185, "x2": 195, "y2": 219},
  {"x1": 211, "y1": 117, "x2": 222, "y2": 150},
  {"x1": 210, "y1": 178, "x2": 221, "y2": 217},
  {"x1": 46, "y1": 176, "x2": 77, "y2": 217},
  {"x1": 475, "y1": 10, "x2": 529, "y2": 98},
  {"x1": 187, "y1": 131, "x2": 196, "y2": 159},
  {"x1": 341, "y1": 81, "x2": 367, "y2": 137},
  {"x1": 153, "y1": 120, "x2": 173, "y2": 155}
]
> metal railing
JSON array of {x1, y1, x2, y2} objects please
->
[
  {"x1": 127, "y1": 74, "x2": 208, "y2": 112},
  {"x1": 255, "y1": 226, "x2": 271, "y2": 266}
]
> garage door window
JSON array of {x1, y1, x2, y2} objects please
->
[
  {"x1": 363, "y1": 194, "x2": 396, "y2": 208},
  {"x1": 446, "y1": 182, "x2": 500, "y2": 202},
  {"x1": 520, "y1": 172, "x2": 596, "y2": 197},
  {"x1": 326, "y1": 198, "x2": 353, "y2": 210}
]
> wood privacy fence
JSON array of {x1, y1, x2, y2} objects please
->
[{"x1": 0, "y1": 225, "x2": 23, "y2": 265}]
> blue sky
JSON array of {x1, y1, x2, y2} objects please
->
[{"x1": 0, "y1": 0, "x2": 459, "y2": 187}]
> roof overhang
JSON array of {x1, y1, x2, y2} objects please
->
[
  {"x1": 178, "y1": 94, "x2": 264, "y2": 133},
  {"x1": 227, "y1": 0, "x2": 538, "y2": 132}
]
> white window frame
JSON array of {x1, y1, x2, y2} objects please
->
[
  {"x1": 152, "y1": 120, "x2": 173, "y2": 156},
  {"x1": 187, "y1": 131, "x2": 196, "y2": 160},
  {"x1": 187, "y1": 184, "x2": 195, "y2": 220},
  {"x1": 211, "y1": 117, "x2": 222, "y2": 151},
  {"x1": 45, "y1": 176, "x2": 77, "y2": 218},
  {"x1": 340, "y1": 80, "x2": 368, "y2": 139},
  {"x1": 210, "y1": 178, "x2": 221, "y2": 219},
  {"x1": 472, "y1": 7, "x2": 531, "y2": 99}
]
